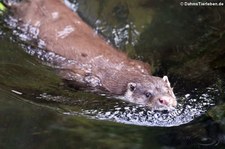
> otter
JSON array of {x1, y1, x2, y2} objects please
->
[{"x1": 7, "y1": 0, "x2": 177, "y2": 110}]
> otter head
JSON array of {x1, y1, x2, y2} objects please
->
[{"x1": 124, "y1": 76, "x2": 177, "y2": 111}]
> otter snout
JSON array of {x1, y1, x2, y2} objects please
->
[{"x1": 155, "y1": 95, "x2": 177, "y2": 110}]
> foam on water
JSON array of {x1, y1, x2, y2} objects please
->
[
  {"x1": 95, "y1": 19, "x2": 140, "y2": 48},
  {"x1": 64, "y1": 0, "x2": 79, "y2": 12},
  {"x1": 36, "y1": 86, "x2": 216, "y2": 127}
]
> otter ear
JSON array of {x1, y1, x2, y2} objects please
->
[
  {"x1": 163, "y1": 76, "x2": 171, "y2": 87},
  {"x1": 127, "y1": 82, "x2": 136, "y2": 92}
]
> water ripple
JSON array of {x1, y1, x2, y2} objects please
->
[{"x1": 36, "y1": 86, "x2": 216, "y2": 127}]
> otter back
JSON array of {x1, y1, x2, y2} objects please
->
[{"x1": 9, "y1": 0, "x2": 177, "y2": 110}]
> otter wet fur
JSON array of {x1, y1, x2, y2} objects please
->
[{"x1": 7, "y1": 0, "x2": 177, "y2": 110}]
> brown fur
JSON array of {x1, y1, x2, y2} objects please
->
[
  {"x1": 13, "y1": 0, "x2": 151, "y2": 93},
  {"x1": 10, "y1": 0, "x2": 177, "y2": 109}
]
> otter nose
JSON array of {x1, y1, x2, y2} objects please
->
[
  {"x1": 158, "y1": 96, "x2": 177, "y2": 107},
  {"x1": 158, "y1": 97, "x2": 169, "y2": 106}
]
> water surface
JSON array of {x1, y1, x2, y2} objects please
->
[{"x1": 0, "y1": 0, "x2": 225, "y2": 148}]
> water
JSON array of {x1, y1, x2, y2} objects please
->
[
  {"x1": 0, "y1": 86, "x2": 222, "y2": 149},
  {"x1": 0, "y1": 0, "x2": 225, "y2": 148}
]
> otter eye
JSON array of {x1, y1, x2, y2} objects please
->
[{"x1": 145, "y1": 92, "x2": 152, "y2": 98}]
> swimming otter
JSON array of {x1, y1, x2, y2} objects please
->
[{"x1": 7, "y1": 0, "x2": 177, "y2": 110}]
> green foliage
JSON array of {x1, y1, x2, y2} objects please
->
[{"x1": 0, "y1": 2, "x2": 6, "y2": 13}]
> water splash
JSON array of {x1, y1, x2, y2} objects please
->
[
  {"x1": 95, "y1": 19, "x2": 140, "y2": 48},
  {"x1": 64, "y1": 0, "x2": 79, "y2": 12},
  {"x1": 35, "y1": 86, "x2": 216, "y2": 127}
]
